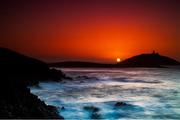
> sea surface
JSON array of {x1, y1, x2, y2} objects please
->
[{"x1": 30, "y1": 68, "x2": 180, "y2": 120}]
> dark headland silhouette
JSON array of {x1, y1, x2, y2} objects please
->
[
  {"x1": 0, "y1": 48, "x2": 66, "y2": 119},
  {"x1": 50, "y1": 51, "x2": 180, "y2": 68}
]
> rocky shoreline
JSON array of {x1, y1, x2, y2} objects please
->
[{"x1": 0, "y1": 48, "x2": 65, "y2": 119}]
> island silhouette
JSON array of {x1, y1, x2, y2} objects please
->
[
  {"x1": 0, "y1": 47, "x2": 180, "y2": 118},
  {"x1": 50, "y1": 51, "x2": 180, "y2": 68}
]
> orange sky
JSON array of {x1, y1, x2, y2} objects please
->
[{"x1": 1, "y1": 0, "x2": 180, "y2": 63}]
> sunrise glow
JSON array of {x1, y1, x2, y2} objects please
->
[{"x1": 1, "y1": 0, "x2": 180, "y2": 63}]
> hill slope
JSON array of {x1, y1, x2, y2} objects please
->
[
  {"x1": 118, "y1": 53, "x2": 180, "y2": 67},
  {"x1": 0, "y1": 48, "x2": 64, "y2": 118}
]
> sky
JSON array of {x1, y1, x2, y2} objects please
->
[{"x1": 1, "y1": 0, "x2": 180, "y2": 63}]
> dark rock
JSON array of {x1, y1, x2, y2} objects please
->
[
  {"x1": 76, "y1": 75, "x2": 89, "y2": 79},
  {"x1": 61, "y1": 106, "x2": 65, "y2": 110},
  {"x1": 91, "y1": 112, "x2": 101, "y2": 119},
  {"x1": 0, "y1": 48, "x2": 64, "y2": 119},
  {"x1": 114, "y1": 102, "x2": 127, "y2": 107},
  {"x1": 83, "y1": 106, "x2": 101, "y2": 119},
  {"x1": 83, "y1": 106, "x2": 100, "y2": 112},
  {"x1": 76, "y1": 76, "x2": 98, "y2": 80},
  {"x1": 50, "y1": 68, "x2": 72, "y2": 80},
  {"x1": 0, "y1": 86, "x2": 63, "y2": 119}
]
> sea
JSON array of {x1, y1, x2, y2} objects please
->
[{"x1": 30, "y1": 67, "x2": 180, "y2": 120}]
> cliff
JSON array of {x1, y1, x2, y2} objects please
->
[{"x1": 0, "y1": 48, "x2": 63, "y2": 119}]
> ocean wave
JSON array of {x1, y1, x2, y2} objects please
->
[{"x1": 113, "y1": 77, "x2": 162, "y2": 84}]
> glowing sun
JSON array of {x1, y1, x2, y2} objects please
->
[{"x1": 116, "y1": 58, "x2": 121, "y2": 63}]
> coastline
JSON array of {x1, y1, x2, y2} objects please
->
[{"x1": 1, "y1": 48, "x2": 179, "y2": 118}]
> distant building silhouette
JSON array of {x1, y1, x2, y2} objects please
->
[{"x1": 152, "y1": 50, "x2": 159, "y2": 55}]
